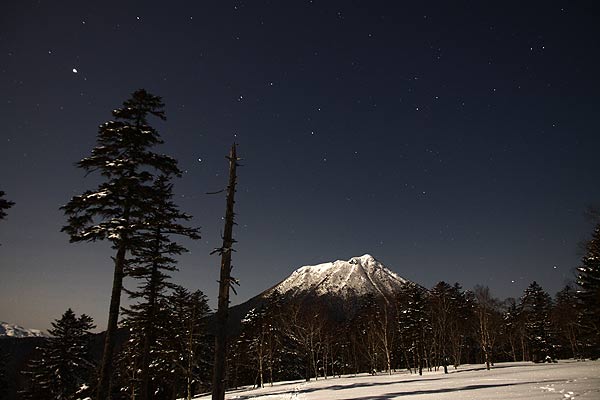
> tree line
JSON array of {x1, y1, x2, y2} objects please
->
[{"x1": 227, "y1": 273, "x2": 599, "y2": 389}]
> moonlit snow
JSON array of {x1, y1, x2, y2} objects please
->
[
  {"x1": 270, "y1": 254, "x2": 408, "y2": 298},
  {"x1": 194, "y1": 360, "x2": 599, "y2": 400}
]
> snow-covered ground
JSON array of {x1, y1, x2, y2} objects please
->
[{"x1": 195, "y1": 360, "x2": 600, "y2": 399}]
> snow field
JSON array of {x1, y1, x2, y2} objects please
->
[{"x1": 194, "y1": 360, "x2": 600, "y2": 400}]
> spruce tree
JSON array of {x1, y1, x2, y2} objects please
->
[
  {"x1": 429, "y1": 281, "x2": 454, "y2": 373},
  {"x1": 166, "y1": 286, "x2": 212, "y2": 399},
  {"x1": 552, "y1": 285, "x2": 581, "y2": 358},
  {"x1": 61, "y1": 89, "x2": 180, "y2": 399},
  {"x1": 121, "y1": 175, "x2": 200, "y2": 400},
  {"x1": 0, "y1": 190, "x2": 14, "y2": 220},
  {"x1": 21, "y1": 309, "x2": 96, "y2": 400},
  {"x1": 519, "y1": 281, "x2": 554, "y2": 362},
  {"x1": 396, "y1": 283, "x2": 431, "y2": 375},
  {"x1": 576, "y1": 223, "x2": 600, "y2": 357}
]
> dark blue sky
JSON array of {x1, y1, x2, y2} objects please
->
[{"x1": 1, "y1": 1, "x2": 599, "y2": 331}]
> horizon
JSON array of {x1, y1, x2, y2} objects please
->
[{"x1": 1, "y1": 1, "x2": 599, "y2": 332}]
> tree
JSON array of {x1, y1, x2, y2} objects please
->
[
  {"x1": 396, "y1": 283, "x2": 431, "y2": 375},
  {"x1": 447, "y1": 284, "x2": 474, "y2": 368},
  {"x1": 212, "y1": 144, "x2": 240, "y2": 400},
  {"x1": 121, "y1": 175, "x2": 200, "y2": 400},
  {"x1": 474, "y1": 285, "x2": 502, "y2": 369},
  {"x1": 0, "y1": 347, "x2": 9, "y2": 400},
  {"x1": 166, "y1": 286, "x2": 212, "y2": 399},
  {"x1": 520, "y1": 282, "x2": 554, "y2": 362},
  {"x1": 61, "y1": 89, "x2": 180, "y2": 399},
  {"x1": 429, "y1": 281, "x2": 455, "y2": 373},
  {"x1": 22, "y1": 309, "x2": 96, "y2": 400},
  {"x1": 0, "y1": 190, "x2": 14, "y2": 220},
  {"x1": 576, "y1": 223, "x2": 600, "y2": 357},
  {"x1": 551, "y1": 285, "x2": 582, "y2": 359}
]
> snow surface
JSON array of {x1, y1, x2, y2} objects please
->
[
  {"x1": 269, "y1": 254, "x2": 408, "y2": 299},
  {"x1": 0, "y1": 321, "x2": 47, "y2": 338},
  {"x1": 194, "y1": 360, "x2": 600, "y2": 400}
]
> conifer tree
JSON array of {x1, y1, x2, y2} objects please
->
[
  {"x1": 22, "y1": 309, "x2": 96, "y2": 400},
  {"x1": 576, "y1": 223, "x2": 600, "y2": 357},
  {"x1": 551, "y1": 285, "x2": 581, "y2": 358},
  {"x1": 0, "y1": 190, "x2": 14, "y2": 221},
  {"x1": 519, "y1": 281, "x2": 554, "y2": 362},
  {"x1": 396, "y1": 283, "x2": 431, "y2": 375},
  {"x1": 447, "y1": 284, "x2": 474, "y2": 368},
  {"x1": 165, "y1": 286, "x2": 212, "y2": 400},
  {"x1": 61, "y1": 89, "x2": 180, "y2": 399},
  {"x1": 121, "y1": 175, "x2": 200, "y2": 400},
  {"x1": 429, "y1": 281, "x2": 454, "y2": 373}
]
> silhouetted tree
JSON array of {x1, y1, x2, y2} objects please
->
[
  {"x1": 0, "y1": 190, "x2": 14, "y2": 221},
  {"x1": 396, "y1": 283, "x2": 431, "y2": 375},
  {"x1": 0, "y1": 347, "x2": 9, "y2": 400},
  {"x1": 520, "y1": 282, "x2": 554, "y2": 362},
  {"x1": 121, "y1": 175, "x2": 200, "y2": 400},
  {"x1": 576, "y1": 222, "x2": 600, "y2": 357},
  {"x1": 474, "y1": 285, "x2": 502, "y2": 369},
  {"x1": 167, "y1": 286, "x2": 212, "y2": 399},
  {"x1": 61, "y1": 89, "x2": 180, "y2": 399},
  {"x1": 551, "y1": 285, "x2": 582, "y2": 358},
  {"x1": 22, "y1": 309, "x2": 96, "y2": 400}
]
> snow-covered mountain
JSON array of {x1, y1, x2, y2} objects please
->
[
  {"x1": 228, "y1": 254, "x2": 412, "y2": 331},
  {"x1": 0, "y1": 321, "x2": 47, "y2": 338},
  {"x1": 267, "y1": 254, "x2": 409, "y2": 300}
]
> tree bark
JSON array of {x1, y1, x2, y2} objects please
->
[
  {"x1": 212, "y1": 144, "x2": 239, "y2": 400},
  {"x1": 96, "y1": 242, "x2": 127, "y2": 400}
]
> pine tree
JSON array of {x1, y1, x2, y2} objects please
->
[
  {"x1": 551, "y1": 285, "x2": 582, "y2": 358},
  {"x1": 0, "y1": 190, "x2": 14, "y2": 221},
  {"x1": 429, "y1": 281, "x2": 454, "y2": 373},
  {"x1": 21, "y1": 309, "x2": 96, "y2": 400},
  {"x1": 519, "y1": 282, "x2": 554, "y2": 362},
  {"x1": 448, "y1": 284, "x2": 474, "y2": 369},
  {"x1": 165, "y1": 286, "x2": 212, "y2": 400},
  {"x1": 576, "y1": 223, "x2": 600, "y2": 357},
  {"x1": 120, "y1": 175, "x2": 200, "y2": 400},
  {"x1": 61, "y1": 89, "x2": 180, "y2": 400},
  {"x1": 396, "y1": 283, "x2": 431, "y2": 375},
  {"x1": 501, "y1": 298, "x2": 526, "y2": 362}
]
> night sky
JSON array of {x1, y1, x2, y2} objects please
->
[{"x1": 1, "y1": 1, "x2": 599, "y2": 331}]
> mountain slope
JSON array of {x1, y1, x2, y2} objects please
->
[
  {"x1": 267, "y1": 254, "x2": 408, "y2": 300},
  {"x1": 0, "y1": 322, "x2": 47, "y2": 338},
  {"x1": 227, "y1": 254, "x2": 411, "y2": 331}
]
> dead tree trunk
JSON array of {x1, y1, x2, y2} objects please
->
[{"x1": 212, "y1": 144, "x2": 239, "y2": 400}]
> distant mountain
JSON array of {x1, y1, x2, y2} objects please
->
[
  {"x1": 228, "y1": 254, "x2": 411, "y2": 329},
  {"x1": 0, "y1": 321, "x2": 48, "y2": 338},
  {"x1": 267, "y1": 254, "x2": 409, "y2": 300}
]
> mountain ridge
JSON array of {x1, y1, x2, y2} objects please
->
[{"x1": 0, "y1": 321, "x2": 48, "y2": 338}]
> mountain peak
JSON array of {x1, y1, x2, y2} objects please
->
[
  {"x1": 348, "y1": 254, "x2": 376, "y2": 265},
  {"x1": 269, "y1": 254, "x2": 408, "y2": 300}
]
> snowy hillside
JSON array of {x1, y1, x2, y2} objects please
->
[
  {"x1": 0, "y1": 321, "x2": 47, "y2": 338},
  {"x1": 267, "y1": 254, "x2": 409, "y2": 299},
  {"x1": 194, "y1": 360, "x2": 600, "y2": 400}
]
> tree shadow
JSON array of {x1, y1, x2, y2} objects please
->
[
  {"x1": 297, "y1": 377, "x2": 446, "y2": 394},
  {"x1": 338, "y1": 380, "x2": 562, "y2": 400}
]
